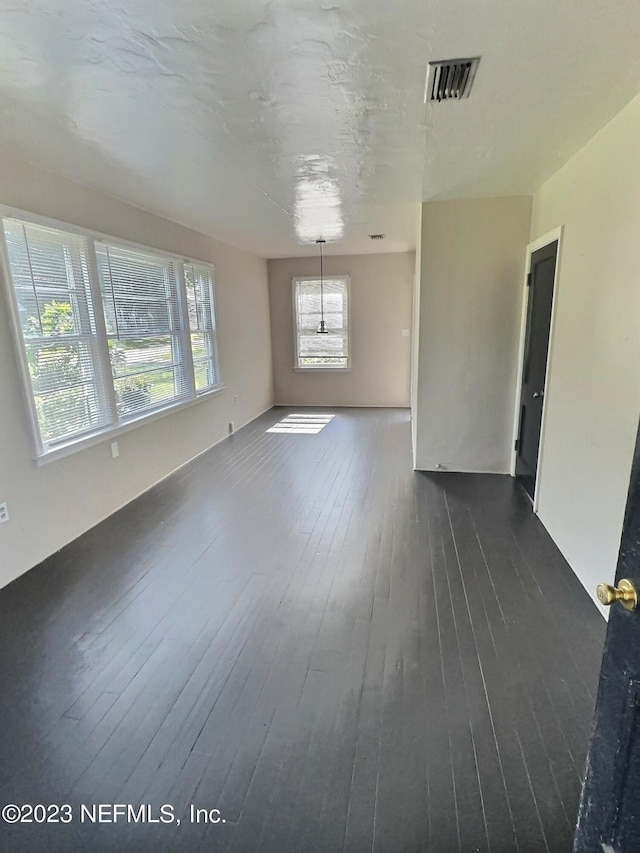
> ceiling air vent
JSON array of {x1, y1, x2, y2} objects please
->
[{"x1": 424, "y1": 57, "x2": 480, "y2": 103}]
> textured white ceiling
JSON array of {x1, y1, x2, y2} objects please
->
[{"x1": 0, "y1": 0, "x2": 639, "y2": 258}]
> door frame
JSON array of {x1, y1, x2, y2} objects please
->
[{"x1": 510, "y1": 226, "x2": 564, "y2": 511}]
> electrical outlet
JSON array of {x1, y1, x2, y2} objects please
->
[
  {"x1": 110, "y1": 441, "x2": 119, "y2": 459},
  {"x1": 234, "y1": 395, "x2": 239, "y2": 405},
  {"x1": 0, "y1": 502, "x2": 9, "y2": 524},
  {"x1": 228, "y1": 422, "x2": 234, "y2": 434}
]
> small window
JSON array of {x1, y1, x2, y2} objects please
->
[{"x1": 293, "y1": 275, "x2": 350, "y2": 369}]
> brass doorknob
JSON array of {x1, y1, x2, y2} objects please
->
[{"x1": 596, "y1": 578, "x2": 638, "y2": 611}]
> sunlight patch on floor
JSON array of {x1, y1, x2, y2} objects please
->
[{"x1": 267, "y1": 413, "x2": 335, "y2": 435}]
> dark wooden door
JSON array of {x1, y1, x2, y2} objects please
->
[
  {"x1": 574, "y1": 421, "x2": 640, "y2": 851},
  {"x1": 515, "y1": 241, "x2": 558, "y2": 499}
]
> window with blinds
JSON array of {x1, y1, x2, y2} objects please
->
[
  {"x1": 3, "y1": 219, "x2": 110, "y2": 446},
  {"x1": 1, "y1": 212, "x2": 223, "y2": 458},
  {"x1": 183, "y1": 262, "x2": 219, "y2": 393},
  {"x1": 293, "y1": 276, "x2": 350, "y2": 368},
  {"x1": 95, "y1": 243, "x2": 189, "y2": 417}
]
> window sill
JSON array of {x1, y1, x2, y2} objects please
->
[
  {"x1": 35, "y1": 384, "x2": 227, "y2": 466},
  {"x1": 294, "y1": 367, "x2": 352, "y2": 373}
]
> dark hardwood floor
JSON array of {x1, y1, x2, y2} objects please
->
[{"x1": 0, "y1": 408, "x2": 605, "y2": 852}]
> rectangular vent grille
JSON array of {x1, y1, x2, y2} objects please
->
[{"x1": 425, "y1": 57, "x2": 480, "y2": 103}]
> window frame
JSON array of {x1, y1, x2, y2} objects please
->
[
  {"x1": 0, "y1": 205, "x2": 225, "y2": 464},
  {"x1": 292, "y1": 274, "x2": 351, "y2": 371},
  {"x1": 94, "y1": 241, "x2": 194, "y2": 420},
  {"x1": 182, "y1": 261, "x2": 221, "y2": 396}
]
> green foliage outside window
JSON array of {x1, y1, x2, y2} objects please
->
[{"x1": 25, "y1": 301, "x2": 91, "y2": 441}]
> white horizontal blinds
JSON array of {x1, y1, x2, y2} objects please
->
[
  {"x1": 296, "y1": 277, "x2": 348, "y2": 367},
  {"x1": 2, "y1": 218, "x2": 110, "y2": 446},
  {"x1": 94, "y1": 242, "x2": 189, "y2": 417},
  {"x1": 1, "y1": 211, "x2": 226, "y2": 458},
  {"x1": 184, "y1": 262, "x2": 219, "y2": 392}
]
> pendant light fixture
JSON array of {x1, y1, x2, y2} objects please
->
[{"x1": 316, "y1": 238, "x2": 328, "y2": 334}]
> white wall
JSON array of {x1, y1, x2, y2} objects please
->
[
  {"x1": 268, "y1": 252, "x2": 414, "y2": 407},
  {"x1": 0, "y1": 154, "x2": 273, "y2": 590},
  {"x1": 531, "y1": 91, "x2": 640, "y2": 613},
  {"x1": 414, "y1": 197, "x2": 532, "y2": 473}
]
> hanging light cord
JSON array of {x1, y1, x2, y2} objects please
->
[
  {"x1": 319, "y1": 239, "x2": 325, "y2": 327},
  {"x1": 316, "y1": 238, "x2": 327, "y2": 334}
]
